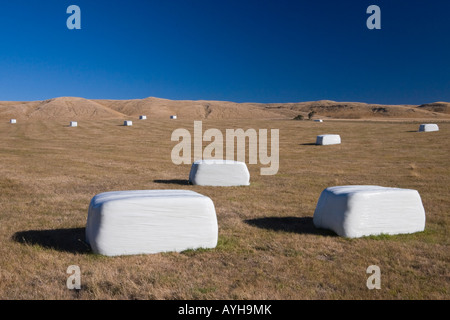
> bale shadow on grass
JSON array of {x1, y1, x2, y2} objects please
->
[
  {"x1": 12, "y1": 228, "x2": 91, "y2": 254},
  {"x1": 153, "y1": 179, "x2": 190, "y2": 185},
  {"x1": 244, "y1": 217, "x2": 336, "y2": 236},
  {"x1": 299, "y1": 142, "x2": 318, "y2": 146}
]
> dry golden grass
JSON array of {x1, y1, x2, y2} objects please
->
[{"x1": 0, "y1": 117, "x2": 449, "y2": 300}]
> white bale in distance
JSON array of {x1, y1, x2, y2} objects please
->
[
  {"x1": 170, "y1": 115, "x2": 177, "y2": 119},
  {"x1": 69, "y1": 121, "x2": 77, "y2": 127},
  {"x1": 10, "y1": 119, "x2": 16, "y2": 124},
  {"x1": 313, "y1": 185, "x2": 426, "y2": 238},
  {"x1": 314, "y1": 119, "x2": 323, "y2": 122},
  {"x1": 189, "y1": 160, "x2": 250, "y2": 187},
  {"x1": 86, "y1": 190, "x2": 218, "y2": 256},
  {"x1": 139, "y1": 115, "x2": 147, "y2": 120},
  {"x1": 124, "y1": 120, "x2": 133, "y2": 126},
  {"x1": 316, "y1": 134, "x2": 341, "y2": 145},
  {"x1": 419, "y1": 124, "x2": 439, "y2": 132}
]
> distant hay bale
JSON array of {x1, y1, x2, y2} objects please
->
[
  {"x1": 316, "y1": 134, "x2": 341, "y2": 145},
  {"x1": 10, "y1": 119, "x2": 16, "y2": 124},
  {"x1": 419, "y1": 124, "x2": 439, "y2": 132},
  {"x1": 85, "y1": 190, "x2": 218, "y2": 256},
  {"x1": 313, "y1": 185, "x2": 426, "y2": 238},
  {"x1": 170, "y1": 115, "x2": 177, "y2": 119},
  {"x1": 189, "y1": 160, "x2": 250, "y2": 186},
  {"x1": 124, "y1": 120, "x2": 133, "y2": 126},
  {"x1": 139, "y1": 115, "x2": 147, "y2": 120},
  {"x1": 69, "y1": 121, "x2": 77, "y2": 127}
]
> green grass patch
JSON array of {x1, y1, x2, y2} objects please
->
[
  {"x1": 181, "y1": 247, "x2": 212, "y2": 256},
  {"x1": 216, "y1": 235, "x2": 240, "y2": 252}
]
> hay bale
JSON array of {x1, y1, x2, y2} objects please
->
[
  {"x1": 313, "y1": 185, "x2": 426, "y2": 238},
  {"x1": 69, "y1": 121, "x2": 77, "y2": 127},
  {"x1": 10, "y1": 119, "x2": 16, "y2": 124},
  {"x1": 85, "y1": 190, "x2": 218, "y2": 256},
  {"x1": 316, "y1": 134, "x2": 341, "y2": 145},
  {"x1": 189, "y1": 160, "x2": 250, "y2": 186},
  {"x1": 419, "y1": 124, "x2": 439, "y2": 132},
  {"x1": 124, "y1": 120, "x2": 133, "y2": 126},
  {"x1": 139, "y1": 115, "x2": 147, "y2": 120}
]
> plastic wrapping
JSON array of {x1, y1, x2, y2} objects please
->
[
  {"x1": 86, "y1": 190, "x2": 218, "y2": 256},
  {"x1": 316, "y1": 134, "x2": 341, "y2": 145},
  {"x1": 419, "y1": 124, "x2": 439, "y2": 132},
  {"x1": 313, "y1": 185, "x2": 426, "y2": 238},
  {"x1": 189, "y1": 160, "x2": 250, "y2": 186}
]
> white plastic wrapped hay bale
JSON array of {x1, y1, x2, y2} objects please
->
[
  {"x1": 170, "y1": 115, "x2": 177, "y2": 119},
  {"x1": 85, "y1": 190, "x2": 218, "y2": 256},
  {"x1": 69, "y1": 121, "x2": 77, "y2": 127},
  {"x1": 10, "y1": 119, "x2": 16, "y2": 124},
  {"x1": 419, "y1": 124, "x2": 439, "y2": 132},
  {"x1": 189, "y1": 160, "x2": 250, "y2": 186},
  {"x1": 139, "y1": 115, "x2": 147, "y2": 120},
  {"x1": 124, "y1": 120, "x2": 132, "y2": 126},
  {"x1": 313, "y1": 185, "x2": 426, "y2": 238},
  {"x1": 316, "y1": 134, "x2": 341, "y2": 145}
]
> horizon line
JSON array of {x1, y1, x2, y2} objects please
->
[{"x1": 1, "y1": 96, "x2": 447, "y2": 106}]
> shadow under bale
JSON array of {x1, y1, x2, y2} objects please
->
[
  {"x1": 12, "y1": 228, "x2": 91, "y2": 254},
  {"x1": 299, "y1": 142, "x2": 318, "y2": 146},
  {"x1": 153, "y1": 179, "x2": 190, "y2": 185},
  {"x1": 244, "y1": 217, "x2": 336, "y2": 236}
]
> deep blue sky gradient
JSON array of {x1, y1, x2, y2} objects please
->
[{"x1": 0, "y1": 0, "x2": 449, "y2": 104}]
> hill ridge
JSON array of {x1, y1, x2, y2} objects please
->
[{"x1": 1, "y1": 97, "x2": 449, "y2": 121}]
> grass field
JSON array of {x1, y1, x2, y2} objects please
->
[{"x1": 0, "y1": 118, "x2": 448, "y2": 299}]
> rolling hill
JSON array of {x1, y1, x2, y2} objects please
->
[{"x1": 1, "y1": 97, "x2": 449, "y2": 121}]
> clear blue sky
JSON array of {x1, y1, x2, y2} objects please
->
[{"x1": 0, "y1": 0, "x2": 449, "y2": 104}]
